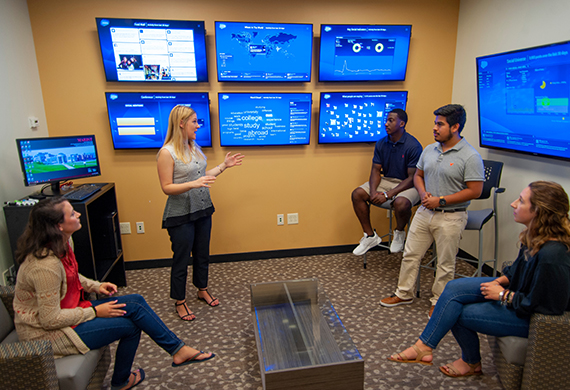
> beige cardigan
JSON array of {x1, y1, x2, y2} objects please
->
[{"x1": 13, "y1": 251, "x2": 102, "y2": 358}]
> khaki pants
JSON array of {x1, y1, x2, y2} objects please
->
[{"x1": 395, "y1": 206, "x2": 468, "y2": 306}]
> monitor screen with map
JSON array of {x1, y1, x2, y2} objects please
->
[
  {"x1": 319, "y1": 24, "x2": 412, "y2": 82},
  {"x1": 96, "y1": 18, "x2": 208, "y2": 82},
  {"x1": 477, "y1": 40, "x2": 570, "y2": 161},
  {"x1": 218, "y1": 92, "x2": 312, "y2": 146},
  {"x1": 214, "y1": 21, "x2": 313, "y2": 82},
  {"x1": 318, "y1": 91, "x2": 408, "y2": 144}
]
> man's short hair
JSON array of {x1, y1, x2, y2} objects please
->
[
  {"x1": 433, "y1": 104, "x2": 466, "y2": 134},
  {"x1": 389, "y1": 108, "x2": 408, "y2": 125}
]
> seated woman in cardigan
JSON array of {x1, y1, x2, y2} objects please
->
[{"x1": 13, "y1": 197, "x2": 215, "y2": 390}]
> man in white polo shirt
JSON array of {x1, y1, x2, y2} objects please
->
[{"x1": 380, "y1": 104, "x2": 484, "y2": 319}]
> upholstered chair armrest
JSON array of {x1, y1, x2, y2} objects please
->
[
  {"x1": 0, "y1": 339, "x2": 59, "y2": 389},
  {"x1": 0, "y1": 286, "x2": 15, "y2": 320},
  {"x1": 521, "y1": 312, "x2": 570, "y2": 389}
]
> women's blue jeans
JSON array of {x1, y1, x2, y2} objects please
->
[
  {"x1": 419, "y1": 277, "x2": 530, "y2": 364},
  {"x1": 74, "y1": 294, "x2": 184, "y2": 389}
]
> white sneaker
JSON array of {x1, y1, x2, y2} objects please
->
[
  {"x1": 390, "y1": 230, "x2": 406, "y2": 253},
  {"x1": 353, "y1": 231, "x2": 381, "y2": 256}
]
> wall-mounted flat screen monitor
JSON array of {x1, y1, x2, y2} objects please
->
[
  {"x1": 16, "y1": 135, "x2": 102, "y2": 194},
  {"x1": 214, "y1": 21, "x2": 313, "y2": 82},
  {"x1": 96, "y1": 18, "x2": 208, "y2": 82},
  {"x1": 319, "y1": 24, "x2": 412, "y2": 82},
  {"x1": 218, "y1": 93, "x2": 312, "y2": 146},
  {"x1": 105, "y1": 92, "x2": 212, "y2": 149},
  {"x1": 318, "y1": 91, "x2": 408, "y2": 144},
  {"x1": 476, "y1": 40, "x2": 570, "y2": 161}
]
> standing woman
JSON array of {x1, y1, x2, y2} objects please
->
[
  {"x1": 386, "y1": 181, "x2": 570, "y2": 377},
  {"x1": 14, "y1": 198, "x2": 215, "y2": 390},
  {"x1": 157, "y1": 105, "x2": 244, "y2": 321}
]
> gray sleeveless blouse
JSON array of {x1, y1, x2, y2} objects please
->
[{"x1": 161, "y1": 144, "x2": 214, "y2": 228}]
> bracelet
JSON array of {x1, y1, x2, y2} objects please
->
[
  {"x1": 383, "y1": 192, "x2": 389, "y2": 199},
  {"x1": 217, "y1": 165, "x2": 224, "y2": 174},
  {"x1": 507, "y1": 291, "x2": 514, "y2": 305},
  {"x1": 92, "y1": 306, "x2": 97, "y2": 316}
]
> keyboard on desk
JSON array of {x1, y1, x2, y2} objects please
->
[{"x1": 63, "y1": 184, "x2": 102, "y2": 201}]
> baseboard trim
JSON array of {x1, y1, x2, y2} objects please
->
[
  {"x1": 124, "y1": 244, "x2": 357, "y2": 270},
  {"x1": 124, "y1": 245, "x2": 499, "y2": 276}
]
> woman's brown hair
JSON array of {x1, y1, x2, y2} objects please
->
[
  {"x1": 521, "y1": 181, "x2": 570, "y2": 256},
  {"x1": 15, "y1": 197, "x2": 69, "y2": 264}
]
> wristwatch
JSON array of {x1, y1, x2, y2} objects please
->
[{"x1": 439, "y1": 196, "x2": 446, "y2": 206}]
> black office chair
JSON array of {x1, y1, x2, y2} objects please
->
[{"x1": 416, "y1": 160, "x2": 505, "y2": 295}]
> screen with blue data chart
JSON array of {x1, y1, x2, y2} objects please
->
[
  {"x1": 477, "y1": 40, "x2": 570, "y2": 161},
  {"x1": 319, "y1": 24, "x2": 411, "y2": 81}
]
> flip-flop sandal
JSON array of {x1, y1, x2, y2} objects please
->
[
  {"x1": 116, "y1": 368, "x2": 145, "y2": 390},
  {"x1": 439, "y1": 361, "x2": 483, "y2": 377},
  {"x1": 387, "y1": 344, "x2": 433, "y2": 365},
  {"x1": 197, "y1": 289, "x2": 219, "y2": 307},
  {"x1": 175, "y1": 301, "x2": 196, "y2": 321},
  {"x1": 172, "y1": 351, "x2": 216, "y2": 367}
]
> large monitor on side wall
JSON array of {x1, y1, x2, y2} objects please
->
[
  {"x1": 105, "y1": 92, "x2": 212, "y2": 149},
  {"x1": 16, "y1": 135, "x2": 102, "y2": 195},
  {"x1": 319, "y1": 24, "x2": 412, "y2": 82},
  {"x1": 318, "y1": 91, "x2": 408, "y2": 144},
  {"x1": 476, "y1": 40, "x2": 570, "y2": 161},
  {"x1": 214, "y1": 21, "x2": 313, "y2": 82},
  {"x1": 218, "y1": 92, "x2": 312, "y2": 146},
  {"x1": 96, "y1": 18, "x2": 208, "y2": 82}
]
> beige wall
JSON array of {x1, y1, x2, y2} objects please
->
[
  {"x1": 26, "y1": 0, "x2": 460, "y2": 262},
  {"x1": 453, "y1": 0, "x2": 570, "y2": 268},
  {"x1": 0, "y1": 0, "x2": 49, "y2": 280}
]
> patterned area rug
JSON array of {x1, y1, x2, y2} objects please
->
[{"x1": 103, "y1": 251, "x2": 504, "y2": 389}]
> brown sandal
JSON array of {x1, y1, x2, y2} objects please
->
[
  {"x1": 175, "y1": 301, "x2": 196, "y2": 321},
  {"x1": 197, "y1": 289, "x2": 219, "y2": 307},
  {"x1": 439, "y1": 361, "x2": 483, "y2": 377},
  {"x1": 387, "y1": 344, "x2": 433, "y2": 365}
]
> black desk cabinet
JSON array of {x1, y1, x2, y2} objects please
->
[{"x1": 3, "y1": 183, "x2": 127, "y2": 287}]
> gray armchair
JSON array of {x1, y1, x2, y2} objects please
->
[
  {"x1": 488, "y1": 311, "x2": 570, "y2": 390},
  {"x1": 0, "y1": 286, "x2": 111, "y2": 390}
]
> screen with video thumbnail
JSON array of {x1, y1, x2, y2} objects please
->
[
  {"x1": 218, "y1": 93, "x2": 312, "y2": 146},
  {"x1": 215, "y1": 21, "x2": 313, "y2": 82},
  {"x1": 105, "y1": 92, "x2": 212, "y2": 149},
  {"x1": 319, "y1": 24, "x2": 412, "y2": 82},
  {"x1": 477, "y1": 40, "x2": 570, "y2": 161},
  {"x1": 96, "y1": 18, "x2": 208, "y2": 82},
  {"x1": 318, "y1": 91, "x2": 408, "y2": 144},
  {"x1": 16, "y1": 135, "x2": 101, "y2": 189}
]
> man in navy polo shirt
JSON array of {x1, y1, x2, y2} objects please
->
[{"x1": 351, "y1": 108, "x2": 423, "y2": 255}]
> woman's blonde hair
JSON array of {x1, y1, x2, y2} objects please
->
[
  {"x1": 521, "y1": 181, "x2": 570, "y2": 256},
  {"x1": 163, "y1": 105, "x2": 204, "y2": 163}
]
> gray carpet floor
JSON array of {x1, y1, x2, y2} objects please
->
[{"x1": 102, "y1": 250, "x2": 505, "y2": 389}]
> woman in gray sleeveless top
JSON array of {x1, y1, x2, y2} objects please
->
[{"x1": 157, "y1": 105, "x2": 244, "y2": 321}]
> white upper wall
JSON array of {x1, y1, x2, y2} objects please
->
[
  {"x1": 0, "y1": 0, "x2": 48, "y2": 278},
  {"x1": 454, "y1": 0, "x2": 570, "y2": 267}
]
